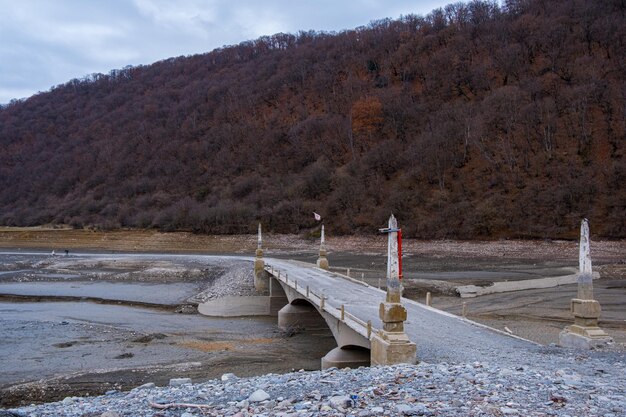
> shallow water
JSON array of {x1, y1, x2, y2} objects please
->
[
  {"x1": 0, "y1": 281, "x2": 201, "y2": 304},
  {"x1": 0, "y1": 269, "x2": 31, "y2": 276}
]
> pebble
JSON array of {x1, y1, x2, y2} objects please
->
[
  {"x1": 99, "y1": 412, "x2": 120, "y2": 417},
  {"x1": 9, "y1": 353, "x2": 626, "y2": 417},
  {"x1": 248, "y1": 388, "x2": 270, "y2": 402},
  {"x1": 396, "y1": 403, "x2": 413, "y2": 414},
  {"x1": 329, "y1": 395, "x2": 352, "y2": 410}
]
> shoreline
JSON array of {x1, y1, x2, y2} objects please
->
[{"x1": 1, "y1": 227, "x2": 625, "y2": 263}]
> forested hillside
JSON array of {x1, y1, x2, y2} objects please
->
[{"x1": 1, "y1": 0, "x2": 624, "y2": 238}]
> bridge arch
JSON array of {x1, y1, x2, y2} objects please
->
[
  {"x1": 276, "y1": 287, "x2": 328, "y2": 331},
  {"x1": 272, "y1": 278, "x2": 372, "y2": 368},
  {"x1": 290, "y1": 298, "x2": 315, "y2": 307}
]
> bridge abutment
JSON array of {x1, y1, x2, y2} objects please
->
[{"x1": 371, "y1": 331, "x2": 417, "y2": 366}]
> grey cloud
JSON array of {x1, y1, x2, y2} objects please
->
[{"x1": 0, "y1": 0, "x2": 452, "y2": 104}]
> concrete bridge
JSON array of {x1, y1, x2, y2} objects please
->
[
  {"x1": 199, "y1": 218, "x2": 612, "y2": 368},
  {"x1": 259, "y1": 257, "x2": 538, "y2": 369},
  {"x1": 249, "y1": 219, "x2": 542, "y2": 370}
]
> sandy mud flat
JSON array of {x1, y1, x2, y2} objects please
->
[{"x1": 0, "y1": 252, "x2": 337, "y2": 407}]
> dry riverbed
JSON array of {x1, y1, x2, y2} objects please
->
[
  {"x1": 0, "y1": 229, "x2": 625, "y2": 407},
  {"x1": 0, "y1": 252, "x2": 337, "y2": 407}
]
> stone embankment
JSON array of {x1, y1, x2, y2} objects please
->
[
  {"x1": 8, "y1": 350, "x2": 625, "y2": 417},
  {"x1": 455, "y1": 271, "x2": 599, "y2": 298}
]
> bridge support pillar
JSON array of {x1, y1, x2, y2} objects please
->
[
  {"x1": 278, "y1": 303, "x2": 327, "y2": 330},
  {"x1": 371, "y1": 301, "x2": 417, "y2": 365},
  {"x1": 321, "y1": 346, "x2": 370, "y2": 369},
  {"x1": 371, "y1": 330, "x2": 417, "y2": 366},
  {"x1": 254, "y1": 255, "x2": 269, "y2": 293}
]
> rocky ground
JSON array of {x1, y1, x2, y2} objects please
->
[{"x1": 6, "y1": 355, "x2": 626, "y2": 417}]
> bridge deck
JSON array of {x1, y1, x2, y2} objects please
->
[{"x1": 265, "y1": 258, "x2": 545, "y2": 366}]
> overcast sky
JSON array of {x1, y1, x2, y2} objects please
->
[{"x1": 0, "y1": 0, "x2": 454, "y2": 104}]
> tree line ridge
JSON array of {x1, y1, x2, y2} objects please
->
[{"x1": 0, "y1": 0, "x2": 624, "y2": 238}]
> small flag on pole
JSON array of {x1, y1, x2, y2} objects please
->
[{"x1": 313, "y1": 212, "x2": 321, "y2": 221}]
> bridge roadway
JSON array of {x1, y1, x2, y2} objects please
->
[{"x1": 265, "y1": 258, "x2": 544, "y2": 366}]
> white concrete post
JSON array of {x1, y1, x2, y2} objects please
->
[
  {"x1": 559, "y1": 218, "x2": 612, "y2": 349},
  {"x1": 386, "y1": 214, "x2": 401, "y2": 303},
  {"x1": 317, "y1": 224, "x2": 329, "y2": 270},
  {"x1": 254, "y1": 223, "x2": 268, "y2": 292},
  {"x1": 578, "y1": 219, "x2": 593, "y2": 300}
]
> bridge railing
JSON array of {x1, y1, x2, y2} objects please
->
[{"x1": 265, "y1": 264, "x2": 378, "y2": 340}]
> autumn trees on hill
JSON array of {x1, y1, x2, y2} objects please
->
[{"x1": 0, "y1": 0, "x2": 624, "y2": 238}]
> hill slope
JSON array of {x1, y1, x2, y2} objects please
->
[{"x1": 1, "y1": 0, "x2": 624, "y2": 238}]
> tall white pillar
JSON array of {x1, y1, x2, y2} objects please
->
[
  {"x1": 371, "y1": 214, "x2": 416, "y2": 365},
  {"x1": 559, "y1": 219, "x2": 612, "y2": 349},
  {"x1": 317, "y1": 224, "x2": 329, "y2": 270},
  {"x1": 254, "y1": 223, "x2": 268, "y2": 292}
]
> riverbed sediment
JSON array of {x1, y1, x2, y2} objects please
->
[{"x1": 0, "y1": 234, "x2": 624, "y2": 409}]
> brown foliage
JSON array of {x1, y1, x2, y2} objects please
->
[{"x1": 0, "y1": 0, "x2": 624, "y2": 238}]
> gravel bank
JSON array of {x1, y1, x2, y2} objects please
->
[{"x1": 8, "y1": 349, "x2": 625, "y2": 417}]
